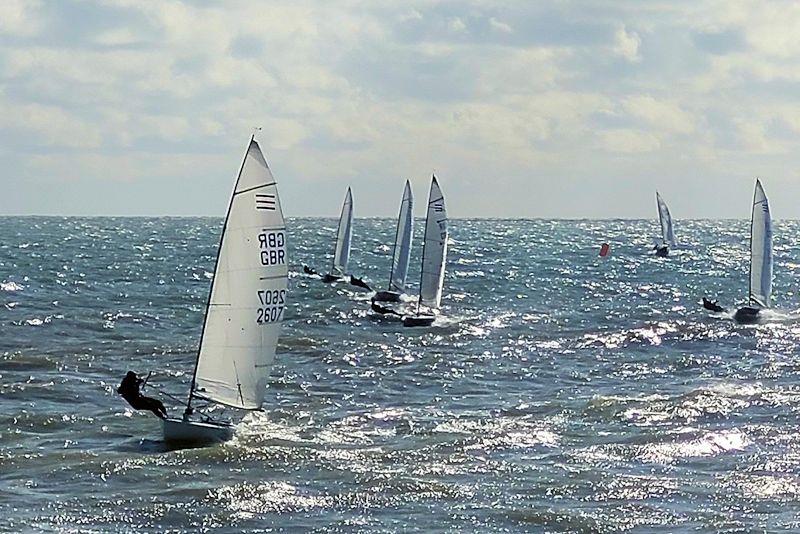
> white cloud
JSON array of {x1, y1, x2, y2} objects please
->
[
  {"x1": 613, "y1": 25, "x2": 642, "y2": 63},
  {"x1": 0, "y1": 0, "x2": 43, "y2": 37},
  {"x1": 448, "y1": 17, "x2": 467, "y2": 33},
  {"x1": 622, "y1": 96, "x2": 695, "y2": 135},
  {"x1": 599, "y1": 129, "x2": 661, "y2": 153},
  {"x1": 1, "y1": 0, "x2": 799, "y2": 217},
  {"x1": 489, "y1": 17, "x2": 513, "y2": 34}
]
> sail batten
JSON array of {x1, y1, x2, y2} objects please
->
[
  {"x1": 417, "y1": 176, "x2": 448, "y2": 310},
  {"x1": 332, "y1": 188, "x2": 353, "y2": 275},
  {"x1": 749, "y1": 179, "x2": 772, "y2": 308},
  {"x1": 192, "y1": 139, "x2": 288, "y2": 410},
  {"x1": 389, "y1": 181, "x2": 414, "y2": 293},
  {"x1": 655, "y1": 191, "x2": 676, "y2": 247}
]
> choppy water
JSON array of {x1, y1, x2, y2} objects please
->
[{"x1": 3, "y1": 217, "x2": 800, "y2": 532}]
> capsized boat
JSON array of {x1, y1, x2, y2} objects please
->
[
  {"x1": 402, "y1": 176, "x2": 448, "y2": 327},
  {"x1": 734, "y1": 179, "x2": 772, "y2": 323},
  {"x1": 654, "y1": 191, "x2": 676, "y2": 257},
  {"x1": 373, "y1": 180, "x2": 414, "y2": 307},
  {"x1": 162, "y1": 136, "x2": 288, "y2": 445}
]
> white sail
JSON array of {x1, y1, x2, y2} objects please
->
[
  {"x1": 749, "y1": 179, "x2": 772, "y2": 308},
  {"x1": 418, "y1": 176, "x2": 448, "y2": 309},
  {"x1": 332, "y1": 187, "x2": 353, "y2": 275},
  {"x1": 389, "y1": 180, "x2": 414, "y2": 293},
  {"x1": 656, "y1": 191, "x2": 676, "y2": 247},
  {"x1": 193, "y1": 139, "x2": 288, "y2": 410}
]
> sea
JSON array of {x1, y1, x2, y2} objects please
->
[{"x1": 2, "y1": 216, "x2": 800, "y2": 532}]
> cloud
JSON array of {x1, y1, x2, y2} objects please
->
[
  {"x1": 488, "y1": 17, "x2": 513, "y2": 34},
  {"x1": 613, "y1": 25, "x2": 641, "y2": 63},
  {"x1": 0, "y1": 0, "x2": 43, "y2": 37},
  {"x1": 0, "y1": 0, "x2": 799, "y2": 218}
]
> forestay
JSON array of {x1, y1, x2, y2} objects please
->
[
  {"x1": 419, "y1": 177, "x2": 448, "y2": 309},
  {"x1": 656, "y1": 191, "x2": 676, "y2": 247},
  {"x1": 332, "y1": 187, "x2": 353, "y2": 275},
  {"x1": 749, "y1": 179, "x2": 772, "y2": 308},
  {"x1": 389, "y1": 180, "x2": 414, "y2": 293},
  {"x1": 193, "y1": 139, "x2": 288, "y2": 410}
]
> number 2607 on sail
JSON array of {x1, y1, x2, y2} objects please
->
[{"x1": 256, "y1": 289, "x2": 285, "y2": 324}]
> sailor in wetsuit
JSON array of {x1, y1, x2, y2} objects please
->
[
  {"x1": 702, "y1": 298, "x2": 725, "y2": 313},
  {"x1": 654, "y1": 245, "x2": 669, "y2": 257},
  {"x1": 117, "y1": 371, "x2": 167, "y2": 419}
]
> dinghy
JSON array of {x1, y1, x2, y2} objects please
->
[
  {"x1": 373, "y1": 180, "x2": 414, "y2": 307},
  {"x1": 654, "y1": 191, "x2": 676, "y2": 257},
  {"x1": 402, "y1": 176, "x2": 448, "y2": 327},
  {"x1": 162, "y1": 136, "x2": 288, "y2": 445},
  {"x1": 322, "y1": 188, "x2": 353, "y2": 283},
  {"x1": 734, "y1": 179, "x2": 772, "y2": 323}
]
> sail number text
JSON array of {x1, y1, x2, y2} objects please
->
[
  {"x1": 256, "y1": 289, "x2": 286, "y2": 324},
  {"x1": 258, "y1": 230, "x2": 286, "y2": 266}
]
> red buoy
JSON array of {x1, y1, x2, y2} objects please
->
[{"x1": 599, "y1": 243, "x2": 610, "y2": 257}]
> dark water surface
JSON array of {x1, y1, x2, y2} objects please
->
[{"x1": 2, "y1": 217, "x2": 800, "y2": 532}]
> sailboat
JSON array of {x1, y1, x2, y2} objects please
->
[
  {"x1": 402, "y1": 176, "x2": 448, "y2": 327},
  {"x1": 321, "y1": 188, "x2": 353, "y2": 283},
  {"x1": 162, "y1": 136, "x2": 288, "y2": 444},
  {"x1": 654, "y1": 191, "x2": 676, "y2": 257},
  {"x1": 372, "y1": 180, "x2": 414, "y2": 305},
  {"x1": 734, "y1": 179, "x2": 773, "y2": 323}
]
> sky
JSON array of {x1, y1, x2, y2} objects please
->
[{"x1": 0, "y1": 0, "x2": 799, "y2": 218}]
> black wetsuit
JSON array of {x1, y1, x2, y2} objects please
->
[
  {"x1": 117, "y1": 371, "x2": 167, "y2": 419},
  {"x1": 702, "y1": 298, "x2": 725, "y2": 313},
  {"x1": 655, "y1": 245, "x2": 669, "y2": 257},
  {"x1": 350, "y1": 276, "x2": 371, "y2": 291}
]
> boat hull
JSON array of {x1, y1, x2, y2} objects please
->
[
  {"x1": 162, "y1": 417, "x2": 234, "y2": 445},
  {"x1": 402, "y1": 315, "x2": 436, "y2": 327},
  {"x1": 373, "y1": 290, "x2": 403, "y2": 303},
  {"x1": 733, "y1": 306, "x2": 762, "y2": 324}
]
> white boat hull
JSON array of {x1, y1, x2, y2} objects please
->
[{"x1": 162, "y1": 417, "x2": 234, "y2": 444}]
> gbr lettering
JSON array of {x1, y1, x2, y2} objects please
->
[{"x1": 258, "y1": 230, "x2": 286, "y2": 266}]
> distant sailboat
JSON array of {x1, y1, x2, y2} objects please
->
[
  {"x1": 319, "y1": 188, "x2": 371, "y2": 290},
  {"x1": 654, "y1": 191, "x2": 675, "y2": 257},
  {"x1": 734, "y1": 179, "x2": 773, "y2": 323},
  {"x1": 321, "y1": 188, "x2": 353, "y2": 283},
  {"x1": 373, "y1": 180, "x2": 414, "y2": 305},
  {"x1": 403, "y1": 176, "x2": 448, "y2": 327},
  {"x1": 162, "y1": 137, "x2": 288, "y2": 444}
]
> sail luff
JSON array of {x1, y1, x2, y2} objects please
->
[
  {"x1": 414, "y1": 179, "x2": 432, "y2": 316},
  {"x1": 186, "y1": 135, "x2": 254, "y2": 413},
  {"x1": 389, "y1": 180, "x2": 413, "y2": 293},
  {"x1": 332, "y1": 187, "x2": 353, "y2": 275}
]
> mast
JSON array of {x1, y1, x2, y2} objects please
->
[
  {"x1": 387, "y1": 181, "x2": 406, "y2": 291},
  {"x1": 655, "y1": 191, "x2": 663, "y2": 246},
  {"x1": 415, "y1": 176, "x2": 435, "y2": 316},
  {"x1": 185, "y1": 135, "x2": 254, "y2": 416},
  {"x1": 748, "y1": 180, "x2": 756, "y2": 305}
]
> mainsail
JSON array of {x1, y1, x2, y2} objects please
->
[
  {"x1": 418, "y1": 176, "x2": 448, "y2": 310},
  {"x1": 389, "y1": 180, "x2": 414, "y2": 293},
  {"x1": 332, "y1": 187, "x2": 353, "y2": 275},
  {"x1": 655, "y1": 191, "x2": 676, "y2": 247},
  {"x1": 749, "y1": 179, "x2": 772, "y2": 308},
  {"x1": 191, "y1": 139, "x2": 288, "y2": 410}
]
